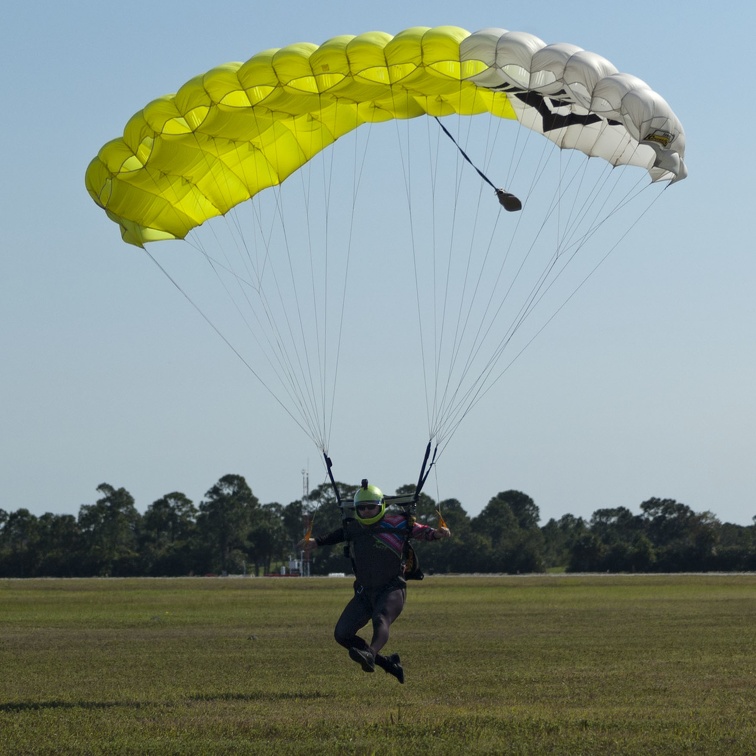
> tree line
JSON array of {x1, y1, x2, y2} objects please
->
[{"x1": 1, "y1": 474, "x2": 754, "y2": 578}]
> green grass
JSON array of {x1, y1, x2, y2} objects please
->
[{"x1": 1, "y1": 575, "x2": 754, "y2": 754}]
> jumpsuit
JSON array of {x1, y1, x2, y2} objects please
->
[{"x1": 315, "y1": 513, "x2": 439, "y2": 669}]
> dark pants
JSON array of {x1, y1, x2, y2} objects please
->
[{"x1": 334, "y1": 580, "x2": 406, "y2": 660}]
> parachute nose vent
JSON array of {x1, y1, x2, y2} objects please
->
[
  {"x1": 496, "y1": 189, "x2": 522, "y2": 212},
  {"x1": 361, "y1": 478, "x2": 368, "y2": 489}
]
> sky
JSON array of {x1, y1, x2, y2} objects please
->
[{"x1": 2, "y1": 0, "x2": 754, "y2": 527}]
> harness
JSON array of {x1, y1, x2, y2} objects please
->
[{"x1": 323, "y1": 443, "x2": 438, "y2": 581}]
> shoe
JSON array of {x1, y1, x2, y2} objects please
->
[
  {"x1": 349, "y1": 646, "x2": 375, "y2": 673},
  {"x1": 385, "y1": 652, "x2": 404, "y2": 684}
]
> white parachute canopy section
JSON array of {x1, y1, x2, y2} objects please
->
[{"x1": 462, "y1": 28, "x2": 685, "y2": 182}]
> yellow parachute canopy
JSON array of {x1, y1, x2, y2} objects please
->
[{"x1": 86, "y1": 25, "x2": 686, "y2": 247}]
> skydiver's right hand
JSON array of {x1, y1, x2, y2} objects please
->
[{"x1": 297, "y1": 537, "x2": 317, "y2": 551}]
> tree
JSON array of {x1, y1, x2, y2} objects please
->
[
  {"x1": 641, "y1": 498, "x2": 697, "y2": 544},
  {"x1": 141, "y1": 492, "x2": 198, "y2": 575},
  {"x1": 541, "y1": 514, "x2": 587, "y2": 569},
  {"x1": 473, "y1": 494, "x2": 519, "y2": 550},
  {"x1": 504, "y1": 490, "x2": 541, "y2": 531},
  {"x1": 247, "y1": 503, "x2": 287, "y2": 575},
  {"x1": 143, "y1": 492, "x2": 197, "y2": 545},
  {"x1": 472, "y1": 491, "x2": 544, "y2": 573},
  {"x1": 415, "y1": 497, "x2": 473, "y2": 574},
  {"x1": 590, "y1": 507, "x2": 642, "y2": 544},
  {"x1": 0, "y1": 508, "x2": 40, "y2": 577},
  {"x1": 640, "y1": 498, "x2": 719, "y2": 571},
  {"x1": 714, "y1": 520, "x2": 756, "y2": 570},
  {"x1": 306, "y1": 480, "x2": 356, "y2": 513},
  {"x1": 281, "y1": 499, "x2": 308, "y2": 552},
  {"x1": 579, "y1": 507, "x2": 652, "y2": 572},
  {"x1": 567, "y1": 532, "x2": 606, "y2": 572},
  {"x1": 78, "y1": 484, "x2": 141, "y2": 576},
  {"x1": 197, "y1": 474, "x2": 259, "y2": 574},
  {"x1": 36, "y1": 513, "x2": 83, "y2": 577}
]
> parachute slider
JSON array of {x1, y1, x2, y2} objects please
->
[{"x1": 496, "y1": 189, "x2": 522, "y2": 212}]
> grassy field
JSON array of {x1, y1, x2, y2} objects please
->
[{"x1": 1, "y1": 574, "x2": 754, "y2": 754}]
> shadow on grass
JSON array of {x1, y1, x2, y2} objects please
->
[
  {"x1": 188, "y1": 691, "x2": 333, "y2": 702},
  {"x1": 1, "y1": 690, "x2": 332, "y2": 713},
  {"x1": 0, "y1": 700, "x2": 144, "y2": 713}
]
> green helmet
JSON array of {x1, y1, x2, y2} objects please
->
[{"x1": 354, "y1": 482, "x2": 385, "y2": 526}]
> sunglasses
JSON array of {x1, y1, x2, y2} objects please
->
[{"x1": 356, "y1": 503, "x2": 380, "y2": 512}]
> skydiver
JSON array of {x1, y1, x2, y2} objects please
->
[{"x1": 298, "y1": 482, "x2": 451, "y2": 684}]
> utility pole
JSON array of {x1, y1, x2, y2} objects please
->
[{"x1": 301, "y1": 465, "x2": 311, "y2": 577}]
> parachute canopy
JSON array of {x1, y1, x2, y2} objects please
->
[
  {"x1": 86, "y1": 25, "x2": 686, "y2": 246},
  {"x1": 85, "y1": 25, "x2": 687, "y2": 459}
]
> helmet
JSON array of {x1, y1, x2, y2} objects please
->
[{"x1": 354, "y1": 482, "x2": 385, "y2": 526}]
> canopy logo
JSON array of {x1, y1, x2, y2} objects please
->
[{"x1": 644, "y1": 130, "x2": 674, "y2": 147}]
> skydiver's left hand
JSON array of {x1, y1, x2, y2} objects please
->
[{"x1": 434, "y1": 527, "x2": 451, "y2": 540}]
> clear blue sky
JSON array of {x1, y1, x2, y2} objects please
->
[{"x1": 2, "y1": 0, "x2": 754, "y2": 526}]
